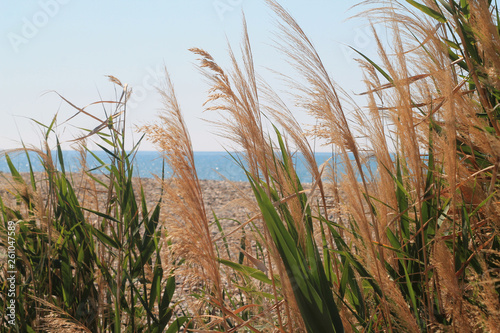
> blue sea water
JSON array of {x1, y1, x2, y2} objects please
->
[{"x1": 0, "y1": 150, "x2": 375, "y2": 182}]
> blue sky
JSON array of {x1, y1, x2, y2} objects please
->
[{"x1": 1, "y1": 1, "x2": 381, "y2": 151}]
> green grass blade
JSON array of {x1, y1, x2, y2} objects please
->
[
  {"x1": 405, "y1": 0, "x2": 448, "y2": 22},
  {"x1": 218, "y1": 258, "x2": 277, "y2": 286},
  {"x1": 247, "y1": 172, "x2": 344, "y2": 333}
]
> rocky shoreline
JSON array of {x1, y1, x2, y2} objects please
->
[
  {"x1": 0, "y1": 172, "x2": 257, "y2": 224},
  {"x1": 0, "y1": 171, "x2": 345, "y2": 245},
  {"x1": 0, "y1": 172, "x2": 340, "y2": 224}
]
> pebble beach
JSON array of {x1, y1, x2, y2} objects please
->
[{"x1": 0, "y1": 172, "x2": 257, "y2": 227}]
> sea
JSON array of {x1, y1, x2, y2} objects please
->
[{"x1": 0, "y1": 150, "x2": 376, "y2": 182}]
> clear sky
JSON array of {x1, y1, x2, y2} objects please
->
[{"x1": 1, "y1": 1, "x2": 381, "y2": 152}]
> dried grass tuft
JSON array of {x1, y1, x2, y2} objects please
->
[{"x1": 140, "y1": 69, "x2": 227, "y2": 326}]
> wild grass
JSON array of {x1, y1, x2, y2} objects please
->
[
  {"x1": 0, "y1": 78, "x2": 186, "y2": 332},
  {"x1": 1, "y1": 0, "x2": 500, "y2": 332}
]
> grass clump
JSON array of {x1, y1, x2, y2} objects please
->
[{"x1": 0, "y1": 78, "x2": 186, "y2": 332}]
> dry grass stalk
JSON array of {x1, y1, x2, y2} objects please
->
[
  {"x1": 189, "y1": 17, "x2": 273, "y2": 184},
  {"x1": 141, "y1": 70, "x2": 227, "y2": 328},
  {"x1": 432, "y1": 239, "x2": 474, "y2": 332},
  {"x1": 31, "y1": 296, "x2": 92, "y2": 333},
  {"x1": 265, "y1": 0, "x2": 397, "y2": 326},
  {"x1": 191, "y1": 16, "x2": 312, "y2": 330}
]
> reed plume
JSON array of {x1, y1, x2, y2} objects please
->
[
  {"x1": 189, "y1": 17, "x2": 274, "y2": 184},
  {"x1": 140, "y1": 69, "x2": 229, "y2": 329}
]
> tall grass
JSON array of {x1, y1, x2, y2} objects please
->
[
  {"x1": 0, "y1": 78, "x2": 186, "y2": 332},
  {"x1": 1, "y1": 0, "x2": 499, "y2": 332}
]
